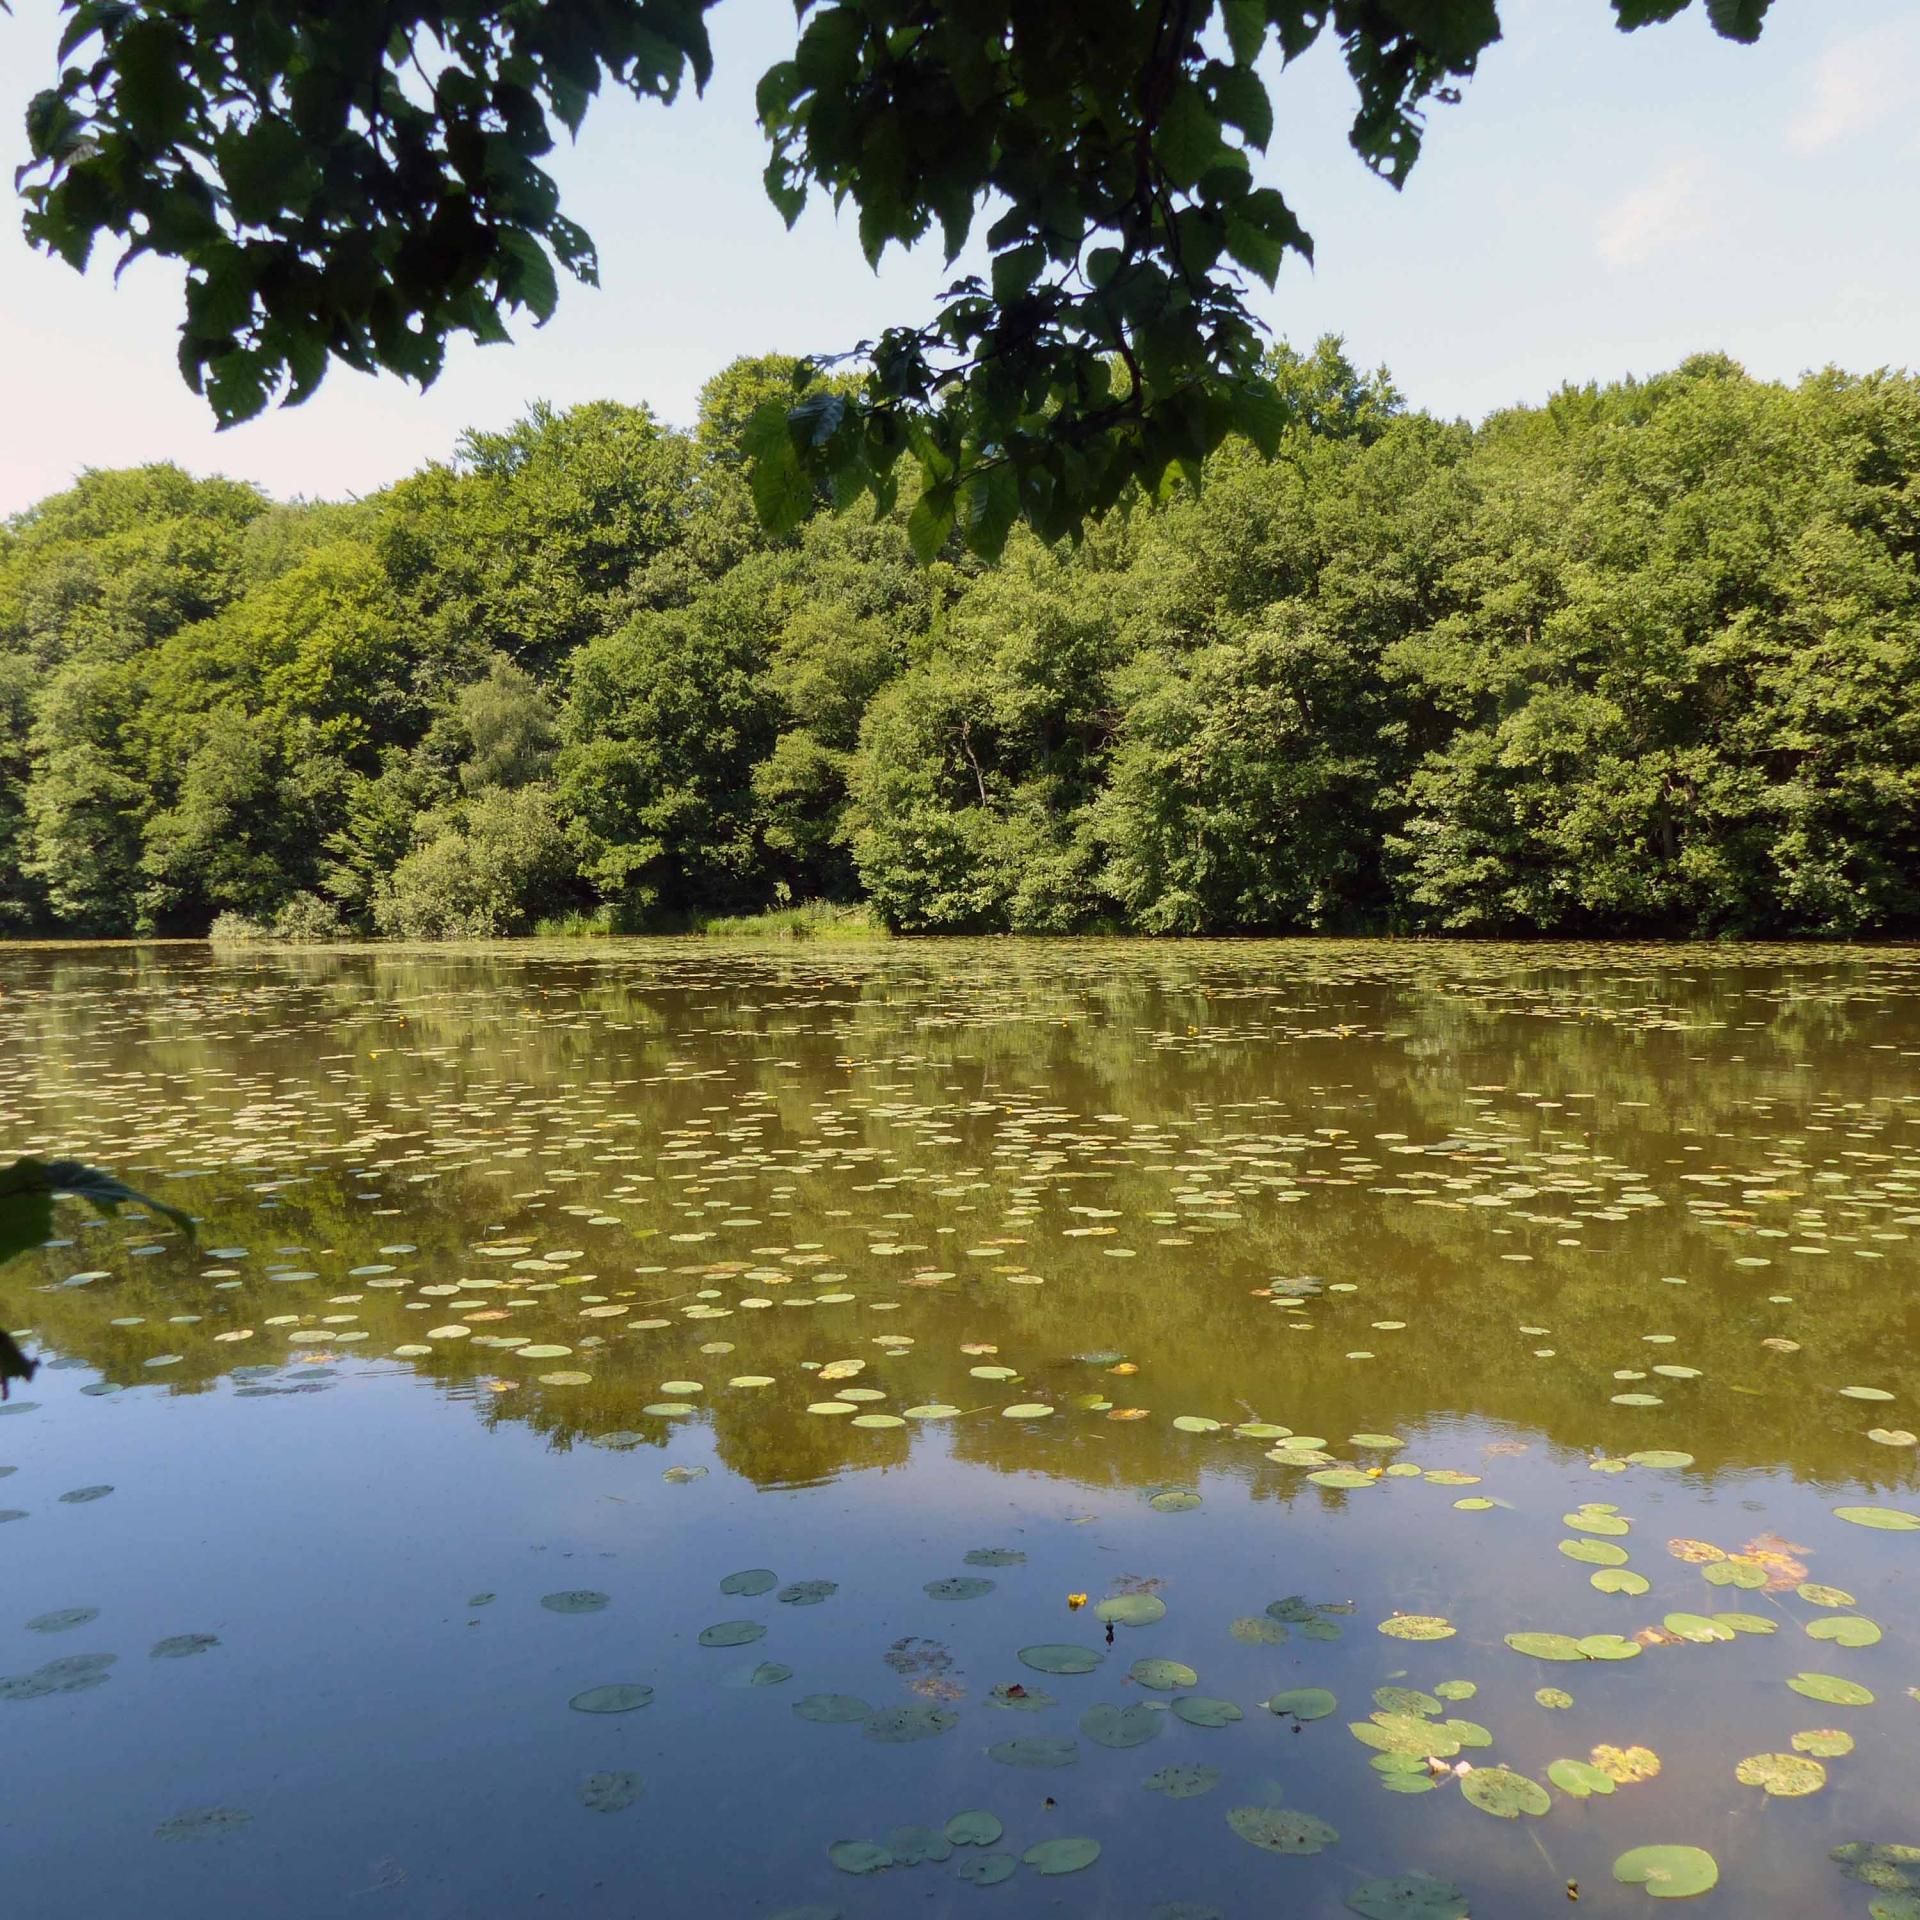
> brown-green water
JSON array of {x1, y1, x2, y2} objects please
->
[{"x1": 2, "y1": 938, "x2": 1918, "y2": 1920}]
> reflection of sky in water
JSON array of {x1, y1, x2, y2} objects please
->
[{"x1": 1, "y1": 939, "x2": 1916, "y2": 1918}]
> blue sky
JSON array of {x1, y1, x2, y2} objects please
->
[{"x1": 1, "y1": 0, "x2": 1916, "y2": 515}]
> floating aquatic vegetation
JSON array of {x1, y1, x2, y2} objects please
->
[
  {"x1": 792, "y1": 1694, "x2": 871, "y2": 1724},
  {"x1": 944, "y1": 1810, "x2": 1002, "y2": 1846},
  {"x1": 1018, "y1": 1643, "x2": 1102, "y2": 1675},
  {"x1": 1612, "y1": 1846, "x2": 1719, "y2": 1900},
  {"x1": 578, "y1": 1771, "x2": 643, "y2": 1812},
  {"x1": 541, "y1": 1591, "x2": 610, "y2": 1615},
  {"x1": 154, "y1": 1808, "x2": 251, "y2": 1842},
  {"x1": 1344, "y1": 1872, "x2": 1470, "y2": 1918},
  {"x1": 987, "y1": 1735, "x2": 1077, "y2": 1768},
  {"x1": 568, "y1": 1683, "x2": 652, "y2": 1714},
  {"x1": 1023, "y1": 1837, "x2": 1100, "y2": 1874},
  {"x1": 1226, "y1": 1806, "x2": 1337, "y2": 1855}
]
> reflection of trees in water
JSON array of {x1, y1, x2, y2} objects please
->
[{"x1": 3, "y1": 940, "x2": 1917, "y2": 1495}]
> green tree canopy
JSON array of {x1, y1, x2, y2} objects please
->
[{"x1": 20, "y1": 1, "x2": 1773, "y2": 556}]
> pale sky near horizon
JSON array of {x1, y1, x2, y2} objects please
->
[{"x1": 1, "y1": 0, "x2": 1916, "y2": 517}]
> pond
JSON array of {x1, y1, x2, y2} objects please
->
[{"x1": 1, "y1": 938, "x2": 1917, "y2": 1920}]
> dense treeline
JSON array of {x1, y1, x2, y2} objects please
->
[{"x1": 2, "y1": 343, "x2": 1916, "y2": 941}]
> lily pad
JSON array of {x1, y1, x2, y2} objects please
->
[
  {"x1": 1832, "y1": 1843, "x2": 1920, "y2": 1893},
  {"x1": 1835, "y1": 1505, "x2": 1920, "y2": 1531},
  {"x1": 1226, "y1": 1806, "x2": 1338, "y2": 1855},
  {"x1": 1791, "y1": 1727, "x2": 1853, "y2": 1757},
  {"x1": 568, "y1": 1683, "x2": 653, "y2": 1714},
  {"x1": 964, "y1": 1548, "x2": 1025, "y2": 1567},
  {"x1": 1001, "y1": 1403, "x2": 1053, "y2": 1419},
  {"x1": 1096, "y1": 1592, "x2": 1166, "y2": 1627},
  {"x1": 1612, "y1": 1845, "x2": 1719, "y2": 1900},
  {"x1": 1592, "y1": 1568, "x2": 1652, "y2": 1596},
  {"x1": 1172, "y1": 1695, "x2": 1242, "y2": 1728},
  {"x1": 1559, "y1": 1537, "x2": 1629, "y2": 1567},
  {"x1": 1308, "y1": 1469, "x2": 1376, "y2": 1490},
  {"x1": 1145, "y1": 1762, "x2": 1221, "y2": 1798},
  {"x1": 866, "y1": 1702, "x2": 960, "y2": 1743},
  {"x1": 1081, "y1": 1703, "x2": 1162, "y2": 1749},
  {"x1": 719, "y1": 1568, "x2": 777, "y2": 1596},
  {"x1": 1345, "y1": 1872, "x2": 1471, "y2": 1919},
  {"x1": 1460, "y1": 1768, "x2": 1549, "y2": 1818},
  {"x1": 1268, "y1": 1687, "x2": 1337, "y2": 1721},
  {"x1": 1548, "y1": 1759, "x2": 1616, "y2": 1797},
  {"x1": 1018, "y1": 1642, "x2": 1102, "y2": 1675},
  {"x1": 541, "y1": 1590, "x2": 610, "y2": 1615},
  {"x1": 945, "y1": 1810, "x2": 1003, "y2": 1847},
  {"x1": 1736, "y1": 1751, "x2": 1826, "y2": 1796},
  {"x1": 1022, "y1": 1837, "x2": 1100, "y2": 1875},
  {"x1": 723, "y1": 1661, "x2": 794, "y2": 1688},
  {"x1": 1130, "y1": 1657, "x2": 1198, "y2": 1690},
  {"x1": 1378, "y1": 1615, "x2": 1455, "y2": 1641},
  {"x1": 1790, "y1": 1672, "x2": 1875, "y2": 1706},
  {"x1": 26, "y1": 1609, "x2": 99, "y2": 1634},
  {"x1": 698, "y1": 1620, "x2": 766, "y2": 1647},
  {"x1": 793, "y1": 1693, "x2": 872, "y2": 1724},
  {"x1": 1231, "y1": 1614, "x2": 1289, "y2": 1645},
  {"x1": 579, "y1": 1770, "x2": 643, "y2": 1813},
  {"x1": 987, "y1": 1735, "x2": 1078, "y2": 1769},
  {"x1": 955, "y1": 1853, "x2": 1017, "y2": 1886},
  {"x1": 925, "y1": 1576, "x2": 996, "y2": 1602},
  {"x1": 777, "y1": 1581, "x2": 837, "y2": 1606},
  {"x1": 150, "y1": 1634, "x2": 219, "y2": 1659},
  {"x1": 827, "y1": 1840, "x2": 892, "y2": 1875},
  {"x1": 154, "y1": 1808, "x2": 252, "y2": 1842},
  {"x1": 1505, "y1": 1631, "x2": 1583, "y2": 1661},
  {"x1": 1806, "y1": 1614, "x2": 1882, "y2": 1647},
  {"x1": 885, "y1": 1825, "x2": 954, "y2": 1865},
  {"x1": 1148, "y1": 1489, "x2": 1202, "y2": 1513}
]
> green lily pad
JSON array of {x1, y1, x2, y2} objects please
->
[
  {"x1": 722, "y1": 1661, "x2": 794, "y2": 1687},
  {"x1": 1564, "y1": 1511, "x2": 1632, "y2": 1536},
  {"x1": 1840, "y1": 1386, "x2": 1897, "y2": 1401},
  {"x1": 540, "y1": 1590, "x2": 610, "y2": 1616},
  {"x1": 1374, "y1": 1687, "x2": 1441, "y2": 1717},
  {"x1": 1548, "y1": 1758, "x2": 1616, "y2": 1797},
  {"x1": 1460, "y1": 1768, "x2": 1549, "y2": 1818},
  {"x1": 1345, "y1": 1872, "x2": 1471, "y2": 1919},
  {"x1": 793, "y1": 1693, "x2": 872, "y2": 1723},
  {"x1": 1806, "y1": 1615, "x2": 1882, "y2": 1647},
  {"x1": 1560, "y1": 1538, "x2": 1629, "y2": 1566},
  {"x1": 965, "y1": 1548, "x2": 1025, "y2": 1567},
  {"x1": 1505, "y1": 1631, "x2": 1583, "y2": 1661},
  {"x1": 1144, "y1": 1763, "x2": 1221, "y2": 1798},
  {"x1": 1712, "y1": 1612, "x2": 1776, "y2": 1635},
  {"x1": 955, "y1": 1853, "x2": 1017, "y2": 1886},
  {"x1": 1434, "y1": 1680, "x2": 1477, "y2": 1701},
  {"x1": 1535, "y1": 1687, "x2": 1574, "y2": 1710},
  {"x1": 1267, "y1": 1687, "x2": 1337, "y2": 1720},
  {"x1": 568, "y1": 1683, "x2": 653, "y2": 1714},
  {"x1": 1378, "y1": 1615, "x2": 1455, "y2": 1641},
  {"x1": 827, "y1": 1840, "x2": 892, "y2": 1875},
  {"x1": 1097, "y1": 1592, "x2": 1166, "y2": 1626},
  {"x1": 1308, "y1": 1469, "x2": 1376, "y2": 1489},
  {"x1": 698, "y1": 1620, "x2": 766, "y2": 1647},
  {"x1": 1226, "y1": 1806, "x2": 1338, "y2": 1855},
  {"x1": 1789, "y1": 1672, "x2": 1874, "y2": 1706},
  {"x1": 1702, "y1": 1558, "x2": 1767, "y2": 1589},
  {"x1": 1443, "y1": 1719, "x2": 1493, "y2": 1748},
  {"x1": 579, "y1": 1771, "x2": 643, "y2": 1813},
  {"x1": 1612, "y1": 1845, "x2": 1719, "y2": 1900},
  {"x1": 925, "y1": 1577, "x2": 995, "y2": 1601},
  {"x1": 1791, "y1": 1727, "x2": 1854, "y2": 1756},
  {"x1": 866, "y1": 1703, "x2": 959, "y2": 1742},
  {"x1": 1592, "y1": 1568, "x2": 1652, "y2": 1595},
  {"x1": 1350, "y1": 1433, "x2": 1405, "y2": 1449},
  {"x1": 26, "y1": 1609, "x2": 99, "y2": 1634},
  {"x1": 1577, "y1": 1633, "x2": 1643, "y2": 1661},
  {"x1": 885, "y1": 1825, "x2": 954, "y2": 1865},
  {"x1": 1798, "y1": 1582, "x2": 1856, "y2": 1607},
  {"x1": 1148, "y1": 1489, "x2": 1202, "y2": 1513},
  {"x1": 1081, "y1": 1703, "x2": 1162, "y2": 1749},
  {"x1": 1231, "y1": 1614, "x2": 1289, "y2": 1644},
  {"x1": 1173, "y1": 1415, "x2": 1222, "y2": 1433},
  {"x1": 945, "y1": 1810, "x2": 1003, "y2": 1847},
  {"x1": 987, "y1": 1735, "x2": 1078, "y2": 1768},
  {"x1": 1019, "y1": 1643, "x2": 1102, "y2": 1675},
  {"x1": 987, "y1": 1682, "x2": 1054, "y2": 1711},
  {"x1": 150, "y1": 1634, "x2": 219, "y2": 1659},
  {"x1": 1832, "y1": 1842, "x2": 1920, "y2": 1892},
  {"x1": 1001, "y1": 1403, "x2": 1053, "y2": 1419},
  {"x1": 1351, "y1": 1715, "x2": 1458, "y2": 1759},
  {"x1": 1022, "y1": 1837, "x2": 1100, "y2": 1875},
  {"x1": 777, "y1": 1581, "x2": 837, "y2": 1606},
  {"x1": 154, "y1": 1808, "x2": 251, "y2": 1842},
  {"x1": 1625, "y1": 1450, "x2": 1695, "y2": 1470},
  {"x1": 1835, "y1": 1505, "x2": 1920, "y2": 1531},
  {"x1": 1736, "y1": 1751, "x2": 1826, "y2": 1796},
  {"x1": 58, "y1": 1485, "x2": 113, "y2": 1504},
  {"x1": 1131, "y1": 1656, "x2": 1198, "y2": 1690},
  {"x1": 1172, "y1": 1694, "x2": 1242, "y2": 1727},
  {"x1": 719, "y1": 1568, "x2": 777, "y2": 1596}
]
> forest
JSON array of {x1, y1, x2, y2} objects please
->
[{"x1": 1, "y1": 341, "x2": 1916, "y2": 943}]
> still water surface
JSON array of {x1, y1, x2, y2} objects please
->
[{"x1": 2, "y1": 940, "x2": 1917, "y2": 1919}]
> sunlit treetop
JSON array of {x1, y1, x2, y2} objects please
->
[{"x1": 18, "y1": 0, "x2": 1773, "y2": 558}]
